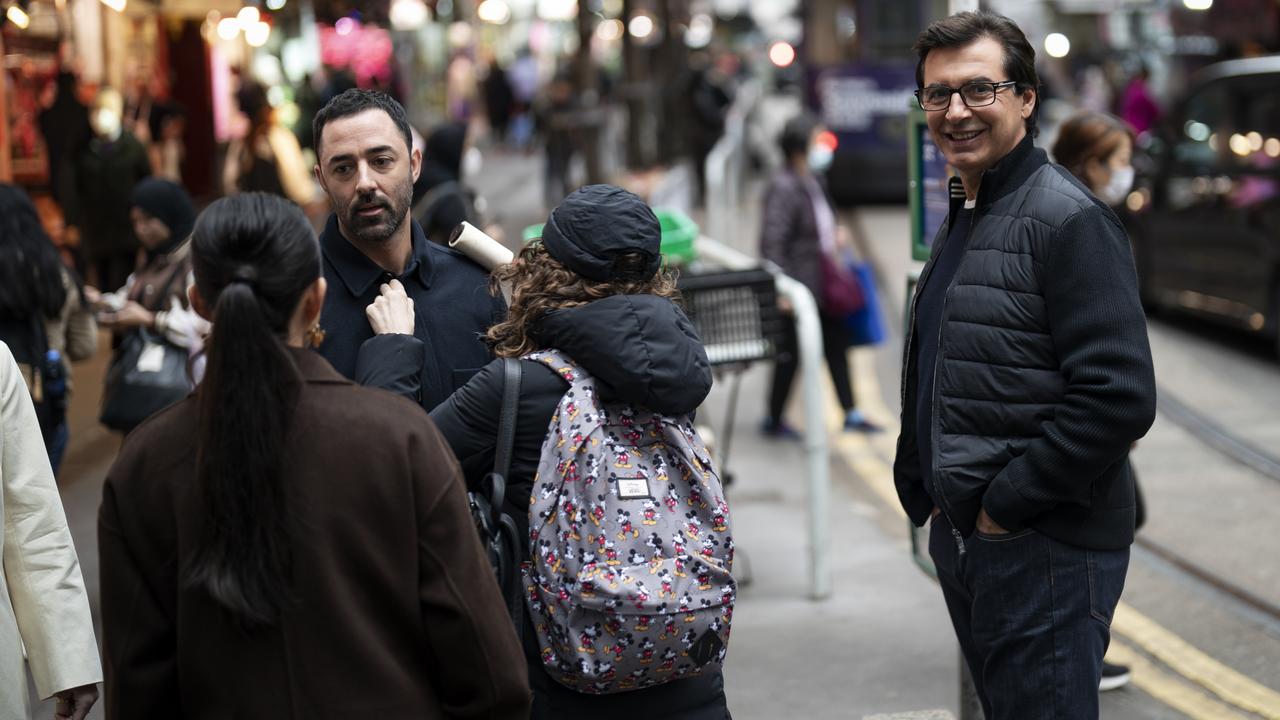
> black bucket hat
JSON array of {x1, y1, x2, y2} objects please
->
[{"x1": 539, "y1": 184, "x2": 662, "y2": 282}]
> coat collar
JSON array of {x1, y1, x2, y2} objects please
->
[
  {"x1": 319, "y1": 213, "x2": 434, "y2": 297},
  {"x1": 947, "y1": 133, "x2": 1046, "y2": 215},
  {"x1": 289, "y1": 346, "x2": 353, "y2": 385}
]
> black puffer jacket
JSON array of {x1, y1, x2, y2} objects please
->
[
  {"x1": 894, "y1": 136, "x2": 1157, "y2": 550},
  {"x1": 431, "y1": 294, "x2": 729, "y2": 720}
]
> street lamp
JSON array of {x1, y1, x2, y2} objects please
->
[
  {"x1": 1183, "y1": 0, "x2": 1212, "y2": 9},
  {"x1": 217, "y1": 17, "x2": 241, "y2": 40},
  {"x1": 628, "y1": 14, "x2": 653, "y2": 40},
  {"x1": 477, "y1": 0, "x2": 511, "y2": 24},
  {"x1": 1044, "y1": 33, "x2": 1070, "y2": 58},
  {"x1": 389, "y1": 0, "x2": 429, "y2": 31},
  {"x1": 5, "y1": 5, "x2": 29, "y2": 29},
  {"x1": 245, "y1": 20, "x2": 271, "y2": 47}
]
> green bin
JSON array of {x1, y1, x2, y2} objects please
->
[{"x1": 521, "y1": 208, "x2": 698, "y2": 266}]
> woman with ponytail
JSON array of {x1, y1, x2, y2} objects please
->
[{"x1": 98, "y1": 193, "x2": 530, "y2": 718}]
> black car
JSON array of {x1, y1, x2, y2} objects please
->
[{"x1": 1123, "y1": 56, "x2": 1280, "y2": 357}]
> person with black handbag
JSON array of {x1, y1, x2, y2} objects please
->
[{"x1": 89, "y1": 177, "x2": 208, "y2": 432}]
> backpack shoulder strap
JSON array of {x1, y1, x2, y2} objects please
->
[{"x1": 524, "y1": 349, "x2": 590, "y2": 389}]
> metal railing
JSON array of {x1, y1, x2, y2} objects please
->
[
  {"x1": 705, "y1": 79, "x2": 762, "y2": 254},
  {"x1": 695, "y1": 237, "x2": 832, "y2": 601}
]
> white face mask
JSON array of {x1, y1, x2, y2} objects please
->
[
  {"x1": 1099, "y1": 165, "x2": 1134, "y2": 206},
  {"x1": 462, "y1": 147, "x2": 483, "y2": 179},
  {"x1": 807, "y1": 145, "x2": 833, "y2": 173}
]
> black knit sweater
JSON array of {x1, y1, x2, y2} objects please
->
[{"x1": 893, "y1": 135, "x2": 1157, "y2": 550}]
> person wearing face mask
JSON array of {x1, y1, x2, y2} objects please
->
[
  {"x1": 1052, "y1": 112, "x2": 1136, "y2": 208},
  {"x1": 60, "y1": 88, "x2": 153, "y2": 292},
  {"x1": 1051, "y1": 110, "x2": 1144, "y2": 694},
  {"x1": 758, "y1": 113, "x2": 882, "y2": 438}
]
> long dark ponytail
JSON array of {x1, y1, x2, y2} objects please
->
[{"x1": 184, "y1": 193, "x2": 320, "y2": 626}]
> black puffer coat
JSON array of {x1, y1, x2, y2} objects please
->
[
  {"x1": 894, "y1": 136, "x2": 1157, "y2": 550},
  {"x1": 431, "y1": 294, "x2": 731, "y2": 720}
]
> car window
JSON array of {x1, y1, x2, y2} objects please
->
[
  {"x1": 1225, "y1": 74, "x2": 1280, "y2": 171},
  {"x1": 1174, "y1": 81, "x2": 1230, "y2": 169}
]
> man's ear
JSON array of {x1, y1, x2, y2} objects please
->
[
  {"x1": 313, "y1": 163, "x2": 326, "y2": 193},
  {"x1": 188, "y1": 284, "x2": 211, "y2": 321},
  {"x1": 1021, "y1": 86, "x2": 1037, "y2": 119},
  {"x1": 410, "y1": 146, "x2": 422, "y2": 183}
]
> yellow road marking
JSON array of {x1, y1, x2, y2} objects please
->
[
  {"x1": 1113, "y1": 605, "x2": 1280, "y2": 719},
  {"x1": 1106, "y1": 640, "x2": 1253, "y2": 720},
  {"x1": 819, "y1": 346, "x2": 1280, "y2": 718}
]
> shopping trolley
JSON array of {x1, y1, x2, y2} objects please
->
[{"x1": 677, "y1": 267, "x2": 787, "y2": 485}]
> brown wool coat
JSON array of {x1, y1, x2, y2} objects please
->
[{"x1": 99, "y1": 348, "x2": 531, "y2": 719}]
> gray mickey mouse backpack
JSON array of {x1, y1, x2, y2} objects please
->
[{"x1": 522, "y1": 349, "x2": 735, "y2": 694}]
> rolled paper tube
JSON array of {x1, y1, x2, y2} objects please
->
[{"x1": 449, "y1": 221, "x2": 515, "y2": 271}]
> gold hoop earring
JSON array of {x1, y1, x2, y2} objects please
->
[{"x1": 306, "y1": 324, "x2": 326, "y2": 348}]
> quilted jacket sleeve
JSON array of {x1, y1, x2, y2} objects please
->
[{"x1": 982, "y1": 205, "x2": 1157, "y2": 530}]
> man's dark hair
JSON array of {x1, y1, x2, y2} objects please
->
[
  {"x1": 312, "y1": 89, "x2": 413, "y2": 159},
  {"x1": 913, "y1": 10, "x2": 1040, "y2": 137},
  {"x1": 779, "y1": 113, "x2": 820, "y2": 160}
]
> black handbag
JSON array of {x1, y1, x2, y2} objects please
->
[
  {"x1": 99, "y1": 328, "x2": 192, "y2": 432},
  {"x1": 468, "y1": 358, "x2": 524, "y2": 628}
]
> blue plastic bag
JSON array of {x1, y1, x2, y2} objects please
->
[{"x1": 845, "y1": 261, "x2": 886, "y2": 346}]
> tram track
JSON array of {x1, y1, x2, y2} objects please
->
[{"x1": 1134, "y1": 384, "x2": 1280, "y2": 625}]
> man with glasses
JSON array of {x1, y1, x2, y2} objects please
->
[{"x1": 893, "y1": 11, "x2": 1156, "y2": 719}]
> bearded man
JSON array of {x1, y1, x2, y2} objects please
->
[{"x1": 312, "y1": 89, "x2": 504, "y2": 410}]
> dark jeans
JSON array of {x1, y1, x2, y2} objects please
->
[
  {"x1": 47, "y1": 421, "x2": 69, "y2": 477},
  {"x1": 928, "y1": 513, "x2": 1129, "y2": 720},
  {"x1": 767, "y1": 310, "x2": 855, "y2": 423}
]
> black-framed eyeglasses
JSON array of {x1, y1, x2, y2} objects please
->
[{"x1": 915, "y1": 80, "x2": 1019, "y2": 111}]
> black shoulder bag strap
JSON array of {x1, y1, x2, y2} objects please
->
[
  {"x1": 494, "y1": 357, "x2": 521, "y2": 483},
  {"x1": 475, "y1": 357, "x2": 523, "y2": 630}
]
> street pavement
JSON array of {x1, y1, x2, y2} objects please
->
[{"x1": 30, "y1": 145, "x2": 1280, "y2": 719}]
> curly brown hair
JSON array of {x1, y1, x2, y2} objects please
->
[{"x1": 487, "y1": 242, "x2": 681, "y2": 358}]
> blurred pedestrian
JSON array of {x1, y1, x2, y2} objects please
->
[
  {"x1": 310, "y1": 89, "x2": 505, "y2": 411},
  {"x1": 900, "y1": 12, "x2": 1155, "y2": 719},
  {"x1": 1053, "y1": 111, "x2": 1135, "y2": 208},
  {"x1": 690, "y1": 50, "x2": 739, "y2": 206},
  {"x1": 0, "y1": 340, "x2": 101, "y2": 719},
  {"x1": 447, "y1": 49, "x2": 479, "y2": 123},
  {"x1": 98, "y1": 192, "x2": 530, "y2": 717},
  {"x1": 412, "y1": 121, "x2": 480, "y2": 245},
  {"x1": 223, "y1": 82, "x2": 315, "y2": 207},
  {"x1": 147, "y1": 101, "x2": 186, "y2": 182},
  {"x1": 538, "y1": 72, "x2": 578, "y2": 210},
  {"x1": 420, "y1": 184, "x2": 730, "y2": 719},
  {"x1": 0, "y1": 184, "x2": 97, "y2": 475},
  {"x1": 88, "y1": 177, "x2": 206, "y2": 361},
  {"x1": 60, "y1": 88, "x2": 152, "y2": 292},
  {"x1": 1052, "y1": 110, "x2": 1149, "y2": 693},
  {"x1": 760, "y1": 113, "x2": 881, "y2": 437},
  {"x1": 508, "y1": 48, "x2": 541, "y2": 151},
  {"x1": 38, "y1": 71, "x2": 91, "y2": 210},
  {"x1": 483, "y1": 52, "x2": 515, "y2": 143},
  {"x1": 1121, "y1": 63, "x2": 1160, "y2": 137}
]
